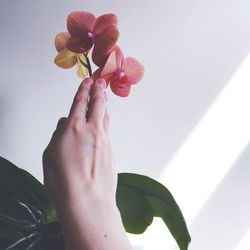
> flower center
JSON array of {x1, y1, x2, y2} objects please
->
[
  {"x1": 113, "y1": 69, "x2": 129, "y2": 84},
  {"x1": 87, "y1": 32, "x2": 96, "y2": 41}
]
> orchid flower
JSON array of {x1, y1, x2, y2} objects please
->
[
  {"x1": 99, "y1": 46, "x2": 144, "y2": 97},
  {"x1": 66, "y1": 11, "x2": 119, "y2": 67},
  {"x1": 54, "y1": 11, "x2": 144, "y2": 98},
  {"x1": 54, "y1": 32, "x2": 89, "y2": 79}
]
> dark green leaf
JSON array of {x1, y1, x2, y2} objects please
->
[
  {"x1": 0, "y1": 156, "x2": 190, "y2": 250},
  {"x1": 0, "y1": 156, "x2": 56, "y2": 222},
  {"x1": 117, "y1": 173, "x2": 191, "y2": 250},
  {"x1": 116, "y1": 185, "x2": 153, "y2": 234}
]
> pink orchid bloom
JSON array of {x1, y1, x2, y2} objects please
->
[
  {"x1": 66, "y1": 11, "x2": 119, "y2": 67},
  {"x1": 99, "y1": 46, "x2": 144, "y2": 97}
]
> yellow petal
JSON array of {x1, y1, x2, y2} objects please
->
[
  {"x1": 86, "y1": 45, "x2": 94, "y2": 58},
  {"x1": 76, "y1": 56, "x2": 89, "y2": 79},
  {"x1": 55, "y1": 32, "x2": 71, "y2": 52},
  {"x1": 54, "y1": 48, "x2": 77, "y2": 69}
]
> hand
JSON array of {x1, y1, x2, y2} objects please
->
[
  {"x1": 43, "y1": 78, "x2": 116, "y2": 209},
  {"x1": 42, "y1": 78, "x2": 132, "y2": 250}
]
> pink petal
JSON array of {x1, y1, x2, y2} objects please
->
[
  {"x1": 92, "y1": 45, "x2": 110, "y2": 68},
  {"x1": 101, "y1": 46, "x2": 124, "y2": 76},
  {"x1": 92, "y1": 68, "x2": 110, "y2": 86},
  {"x1": 114, "y1": 46, "x2": 124, "y2": 68},
  {"x1": 101, "y1": 50, "x2": 117, "y2": 76},
  {"x1": 95, "y1": 25, "x2": 119, "y2": 54},
  {"x1": 66, "y1": 36, "x2": 93, "y2": 54},
  {"x1": 94, "y1": 13, "x2": 118, "y2": 34},
  {"x1": 91, "y1": 68, "x2": 102, "y2": 82},
  {"x1": 110, "y1": 80, "x2": 131, "y2": 97},
  {"x1": 55, "y1": 32, "x2": 70, "y2": 52},
  {"x1": 67, "y1": 11, "x2": 96, "y2": 36},
  {"x1": 122, "y1": 57, "x2": 144, "y2": 84}
]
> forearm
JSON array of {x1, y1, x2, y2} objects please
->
[{"x1": 58, "y1": 200, "x2": 133, "y2": 250}]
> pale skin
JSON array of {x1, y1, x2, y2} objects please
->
[{"x1": 42, "y1": 78, "x2": 133, "y2": 250}]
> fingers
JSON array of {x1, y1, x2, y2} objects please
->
[
  {"x1": 86, "y1": 78, "x2": 107, "y2": 126},
  {"x1": 68, "y1": 78, "x2": 94, "y2": 120}
]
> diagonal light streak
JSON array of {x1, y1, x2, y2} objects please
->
[
  {"x1": 235, "y1": 229, "x2": 250, "y2": 250},
  {"x1": 160, "y1": 53, "x2": 250, "y2": 224},
  {"x1": 129, "y1": 53, "x2": 250, "y2": 250}
]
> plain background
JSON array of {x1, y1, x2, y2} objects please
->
[{"x1": 1, "y1": 0, "x2": 250, "y2": 249}]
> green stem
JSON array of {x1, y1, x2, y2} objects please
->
[
  {"x1": 84, "y1": 53, "x2": 92, "y2": 77},
  {"x1": 78, "y1": 57, "x2": 88, "y2": 68}
]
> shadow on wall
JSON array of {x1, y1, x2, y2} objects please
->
[{"x1": 189, "y1": 142, "x2": 250, "y2": 250}]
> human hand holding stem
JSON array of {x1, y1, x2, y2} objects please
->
[
  {"x1": 46, "y1": 10, "x2": 144, "y2": 249},
  {"x1": 43, "y1": 77, "x2": 133, "y2": 250}
]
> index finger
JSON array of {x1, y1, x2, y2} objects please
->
[{"x1": 68, "y1": 78, "x2": 93, "y2": 120}]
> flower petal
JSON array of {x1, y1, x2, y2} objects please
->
[
  {"x1": 122, "y1": 57, "x2": 144, "y2": 84},
  {"x1": 101, "y1": 46, "x2": 124, "y2": 77},
  {"x1": 101, "y1": 50, "x2": 117, "y2": 77},
  {"x1": 66, "y1": 36, "x2": 93, "y2": 54},
  {"x1": 95, "y1": 25, "x2": 119, "y2": 54},
  {"x1": 91, "y1": 68, "x2": 102, "y2": 82},
  {"x1": 92, "y1": 45, "x2": 110, "y2": 68},
  {"x1": 54, "y1": 48, "x2": 77, "y2": 69},
  {"x1": 110, "y1": 80, "x2": 131, "y2": 97},
  {"x1": 67, "y1": 11, "x2": 96, "y2": 36},
  {"x1": 94, "y1": 13, "x2": 118, "y2": 34},
  {"x1": 114, "y1": 46, "x2": 124, "y2": 68},
  {"x1": 55, "y1": 32, "x2": 70, "y2": 52},
  {"x1": 76, "y1": 56, "x2": 89, "y2": 79}
]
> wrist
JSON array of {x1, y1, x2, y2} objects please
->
[
  {"x1": 57, "y1": 197, "x2": 132, "y2": 250},
  {"x1": 56, "y1": 193, "x2": 120, "y2": 224}
]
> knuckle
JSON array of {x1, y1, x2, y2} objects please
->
[
  {"x1": 93, "y1": 93, "x2": 105, "y2": 103},
  {"x1": 75, "y1": 95, "x2": 88, "y2": 104},
  {"x1": 104, "y1": 114, "x2": 110, "y2": 123},
  {"x1": 80, "y1": 84, "x2": 91, "y2": 94},
  {"x1": 68, "y1": 117, "x2": 83, "y2": 132},
  {"x1": 88, "y1": 124, "x2": 104, "y2": 138}
]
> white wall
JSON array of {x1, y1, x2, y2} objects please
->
[{"x1": 1, "y1": 0, "x2": 250, "y2": 249}]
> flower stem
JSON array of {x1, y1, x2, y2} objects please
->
[
  {"x1": 78, "y1": 54, "x2": 93, "y2": 77},
  {"x1": 78, "y1": 58, "x2": 88, "y2": 68},
  {"x1": 84, "y1": 53, "x2": 92, "y2": 77}
]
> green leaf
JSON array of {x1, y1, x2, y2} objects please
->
[
  {"x1": 117, "y1": 173, "x2": 191, "y2": 250},
  {"x1": 0, "y1": 156, "x2": 57, "y2": 222},
  {"x1": 116, "y1": 185, "x2": 153, "y2": 233},
  {"x1": 0, "y1": 238, "x2": 12, "y2": 249},
  {"x1": 0, "y1": 156, "x2": 190, "y2": 250}
]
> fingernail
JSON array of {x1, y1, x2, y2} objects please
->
[
  {"x1": 84, "y1": 77, "x2": 93, "y2": 85},
  {"x1": 96, "y1": 78, "x2": 106, "y2": 87}
]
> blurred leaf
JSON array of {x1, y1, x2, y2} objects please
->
[
  {"x1": 0, "y1": 222, "x2": 23, "y2": 241},
  {"x1": 117, "y1": 173, "x2": 191, "y2": 250},
  {"x1": 0, "y1": 238, "x2": 12, "y2": 249},
  {"x1": 0, "y1": 156, "x2": 190, "y2": 250},
  {"x1": 0, "y1": 156, "x2": 56, "y2": 222}
]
